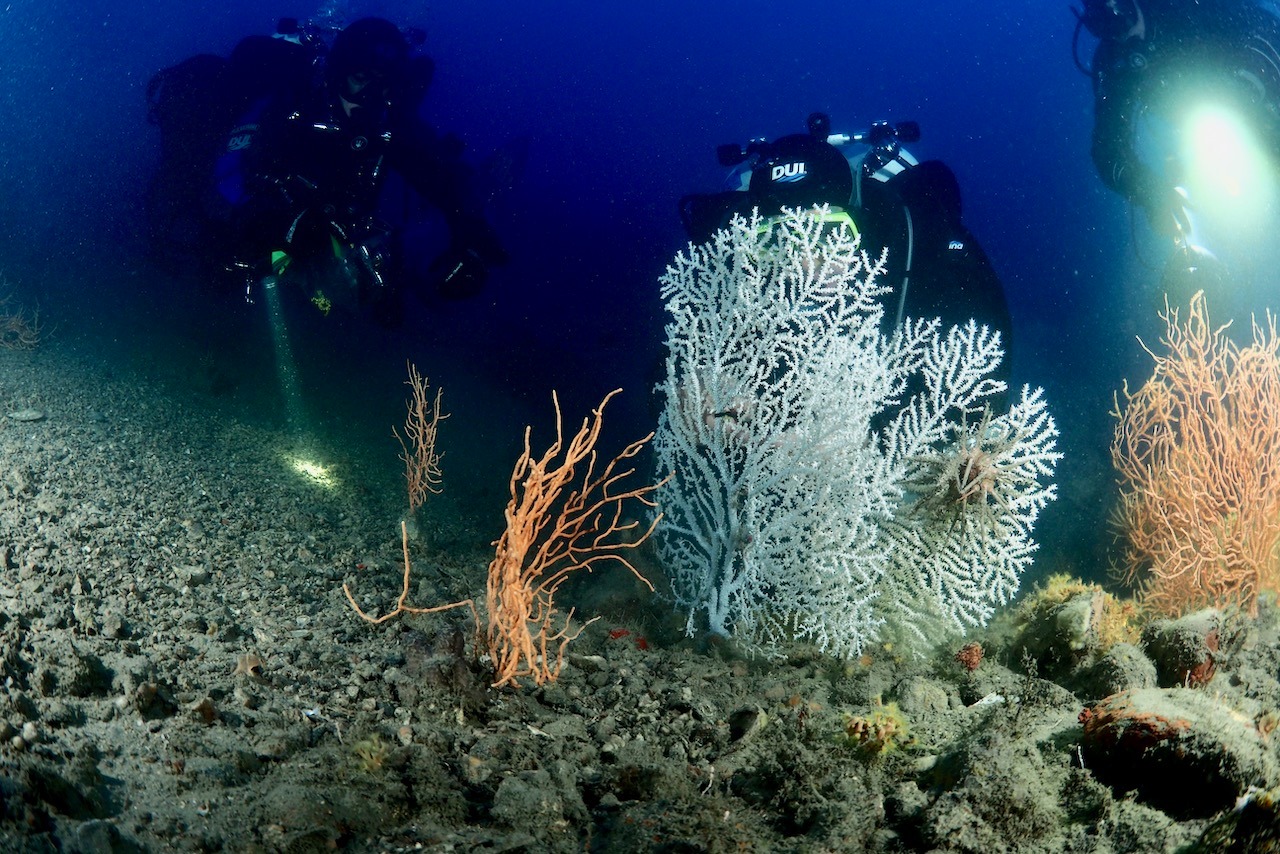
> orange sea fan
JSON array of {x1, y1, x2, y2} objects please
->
[{"x1": 1111, "y1": 291, "x2": 1280, "y2": 616}]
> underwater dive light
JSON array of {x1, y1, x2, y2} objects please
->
[{"x1": 1179, "y1": 102, "x2": 1274, "y2": 234}]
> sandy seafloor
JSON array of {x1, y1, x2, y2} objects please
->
[{"x1": 4, "y1": 298, "x2": 1280, "y2": 853}]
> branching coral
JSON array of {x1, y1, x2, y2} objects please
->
[
  {"x1": 0, "y1": 293, "x2": 43, "y2": 350},
  {"x1": 346, "y1": 388, "x2": 665, "y2": 689},
  {"x1": 394, "y1": 361, "x2": 446, "y2": 514},
  {"x1": 482, "y1": 390, "x2": 665, "y2": 687},
  {"x1": 1112, "y1": 291, "x2": 1280, "y2": 615},
  {"x1": 654, "y1": 208, "x2": 1060, "y2": 657}
]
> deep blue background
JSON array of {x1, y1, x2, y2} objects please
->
[{"x1": 2, "y1": 0, "x2": 1271, "y2": 577}]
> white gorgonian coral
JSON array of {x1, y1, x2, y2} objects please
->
[{"x1": 653, "y1": 208, "x2": 1060, "y2": 658}]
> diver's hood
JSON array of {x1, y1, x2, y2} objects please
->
[{"x1": 326, "y1": 17, "x2": 410, "y2": 95}]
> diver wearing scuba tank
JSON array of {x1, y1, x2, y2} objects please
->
[
  {"x1": 152, "y1": 16, "x2": 506, "y2": 319},
  {"x1": 679, "y1": 113, "x2": 1012, "y2": 371}
]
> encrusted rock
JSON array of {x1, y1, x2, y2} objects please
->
[
  {"x1": 1011, "y1": 578, "x2": 1140, "y2": 691},
  {"x1": 896, "y1": 676, "x2": 953, "y2": 715},
  {"x1": 1141, "y1": 608, "x2": 1222, "y2": 688},
  {"x1": 1075, "y1": 642, "x2": 1158, "y2": 701},
  {"x1": 1079, "y1": 687, "x2": 1278, "y2": 818}
]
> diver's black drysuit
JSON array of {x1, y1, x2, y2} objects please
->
[
  {"x1": 147, "y1": 19, "x2": 505, "y2": 307},
  {"x1": 220, "y1": 64, "x2": 505, "y2": 300}
]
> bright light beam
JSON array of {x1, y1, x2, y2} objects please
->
[
  {"x1": 287, "y1": 454, "x2": 338, "y2": 489},
  {"x1": 1180, "y1": 103, "x2": 1273, "y2": 232},
  {"x1": 259, "y1": 274, "x2": 340, "y2": 490},
  {"x1": 261, "y1": 274, "x2": 308, "y2": 431}
]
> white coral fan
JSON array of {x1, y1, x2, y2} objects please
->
[
  {"x1": 885, "y1": 383, "x2": 1062, "y2": 644},
  {"x1": 653, "y1": 207, "x2": 1060, "y2": 658}
]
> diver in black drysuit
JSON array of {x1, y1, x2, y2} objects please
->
[
  {"x1": 146, "y1": 17, "x2": 506, "y2": 320},
  {"x1": 679, "y1": 112, "x2": 1013, "y2": 380}
]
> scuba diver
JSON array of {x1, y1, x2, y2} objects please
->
[
  {"x1": 145, "y1": 16, "x2": 507, "y2": 322},
  {"x1": 1072, "y1": 0, "x2": 1280, "y2": 291},
  {"x1": 679, "y1": 112, "x2": 1013, "y2": 366}
]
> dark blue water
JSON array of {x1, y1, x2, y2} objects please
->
[{"x1": 2, "y1": 0, "x2": 1270, "y2": 579}]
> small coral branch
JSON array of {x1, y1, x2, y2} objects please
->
[
  {"x1": 486, "y1": 389, "x2": 666, "y2": 688},
  {"x1": 343, "y1": 520, "x2": 477, "y2": 626},
  {"x1": 394, "y1": 361, "x2": 446, "y2": 513},
  {"x1": 345, "y1": 365, "x2": 470, "y2": 626},
  {"x1": 0, "y1": 294, "x2": 43, "y2": 350},
  {"x1": 1112, "y1": 291, "x2": 1280, "y2": 615}
]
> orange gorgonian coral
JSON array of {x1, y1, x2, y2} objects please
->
[
  {"x1": 394, "y1": 361, "x2": 446, "y2": 514},
  {"x1": 346, "y1": 388, "x2": 666, "y2": 690},
  {"x1": 1112, "y1": 291, "x2": 1280, "y2": 616},
  {"x1": 484, "y1": 390, "x2": 664, "y2": 687}
]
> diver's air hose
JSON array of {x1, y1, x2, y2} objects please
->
[{"x1": 893, "y1": 206, "x2": 916, "y2": 331}]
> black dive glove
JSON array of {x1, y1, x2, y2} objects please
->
[{"x1": 454, "y1": 214, "x2": 509, "y2": 267}]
